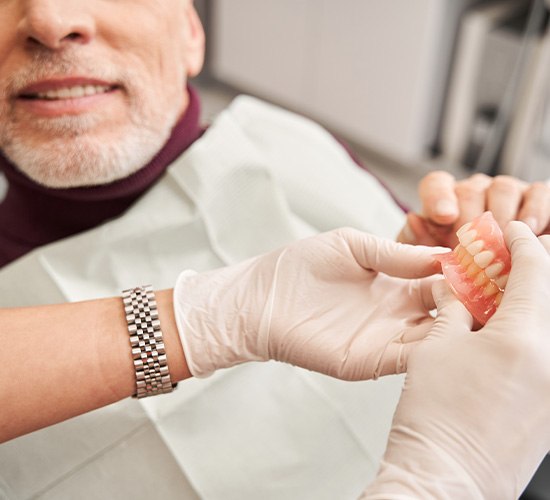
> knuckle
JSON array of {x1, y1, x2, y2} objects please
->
[
  {"x1": 470, "y1": 173, "x2": 491, "y2": 184},
  {"x1": 490, "y1": 175, "x2": 521, "y2": 194},
  {"x1": 456, "y1": 173, "x2": 491, "y2": 192},
  {"x1": 527, "y1": 181, "x2": 550, "y2": 196},
  {"x1": 423, "y1": 170, "x2": 454, "y2": 183},
  {"x1": 420, "y1": 171, "x2": 456, "y2": 196},
  {"x1": 455, "y1": 181, "x2": 485, "y2": 200}
]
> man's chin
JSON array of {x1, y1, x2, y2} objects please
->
[
  {"x1": 1, "y1": 94, "x2": 181, "y2": 188},
  {"x1": 2, "y1": 133, "x2": 166, "y2": 189},
  {"x1": 12, "y1": 161, "x2": 143, "y2": 189}
]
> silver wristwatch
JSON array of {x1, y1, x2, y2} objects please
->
[{"x1": 122, "y1": 285, "x2": 175, "y2": 398}]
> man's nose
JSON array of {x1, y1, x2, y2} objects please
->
[{"x1": 18, "y1": 0, "x2": 95, "y2": 50}]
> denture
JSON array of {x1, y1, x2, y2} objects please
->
[{"x1": 435, "y1": 211, "x2": 511, "y2": 325}]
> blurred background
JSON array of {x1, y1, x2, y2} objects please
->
[
  {"x1": 192, "y1": 1, "x2": 550, "y2": 498},
  {"x1": 193, "y1": 0, "x2": 550, "y2": 211}
]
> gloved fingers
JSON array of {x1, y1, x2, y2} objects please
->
[
  {"x1": 494, "y1": 222, "x2": 550, "y2": 320},
  {"x1": 376, "y1": 338, "x2": 430, "y2": 377},
  {"x1": 370, "y1": 321, "x2": 435, "y2": 378},
  {"x1": 505, "y1": 220, "x2": 548, "y2": 262},
  {"x1": 539, "y1": 234, "x2": 550, "y2": 254},
  {"x1": 400, "y1": 318, "x2": 435, "y2": 343},
  {"x1": 503, "y1": 222, "x2": 549, "y2": 300},
  {"x1": 431, "y1": 280, "x2": 473, "y2": 335},
  {"x1": 341, "y1": 228, "x2": 448, "y2": 278},
  {"x1": 417, "y1": 275, "x2": 441, "y2": 311}
]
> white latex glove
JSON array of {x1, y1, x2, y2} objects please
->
[
  {"x1": 174, "y1": 227, "x2": 445, "y2": 379},
  {"x1": 362, "y1": 222, "x2": 550, "y2": 500}
]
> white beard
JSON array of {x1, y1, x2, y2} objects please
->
[
  {"x1": 0, "y1": 50, "x2": 184, "y2": 188},
  {"x1": 1, "y1": 110, "x2": 177, "y2": 188}
]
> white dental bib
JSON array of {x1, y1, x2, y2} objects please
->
[{"x1": 0, "y1": 96, "x2": 406, "y2": 500}]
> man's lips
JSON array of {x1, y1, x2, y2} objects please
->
[
  {"x1": 17, "y1": 77, "x2": 120, "y2": 100},
  {"x1": 15, "y1": 77, "x2": 122, "y2": 117}
]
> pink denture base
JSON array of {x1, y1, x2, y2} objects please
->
[{"x1": 435, "y1": 212, "x2": 511, "y2": 325}]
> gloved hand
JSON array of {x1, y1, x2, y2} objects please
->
[
  {"x1": 173, "y1": 227, "x2": 444, "y2": 379},
  {"x1": 362, "y1": 222, "x2": 550, "y2": 500}
]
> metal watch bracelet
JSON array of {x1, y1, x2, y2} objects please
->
[{"x1": 122, "y1": 285, "x2": 176, "y2": 398}]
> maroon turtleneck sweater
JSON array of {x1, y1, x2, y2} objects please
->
[
  {"x1": 0, "y1": 85, "x2": 405, "y2": 269},
  {"x1": 0, "y1": 86, "x2": 204, "y2": 268}
]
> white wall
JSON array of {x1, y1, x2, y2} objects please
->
[{"x1": 209, "y1": 0, "x2": 478, "y2": 165}]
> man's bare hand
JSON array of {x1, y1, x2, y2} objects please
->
[{"x1": 397, "y1": 171, "x2": 550, "y2": 247}]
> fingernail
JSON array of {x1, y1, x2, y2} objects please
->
[
  {"x1": 435, "y1": 200, "x2": 458, "y2": 217},
  {"x1": 402, "y1": 222, "x2": 415, "y2": 242},
  {"x1": 523, "y1": 216, "x2": 539, "y2": 232}
]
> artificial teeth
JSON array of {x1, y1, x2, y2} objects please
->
[
  {"x1": 484, "y1": 281, "x2": 499, "y2": 296},
  {"x1": 495, "y1": 273, "x2": 509, "y2": 289},
  {"x1": 460, "y1": 251, "x2": 474, "y2": 268},
  {"x1": 473, "y1": 250, "x2": 494, "y2": 269},
  {"x1": 485, "y1": 262, "x2": 504, "y2": 279},
  {"x1": 454, "y1": 245, "x2": 466, "y2": 259},
  {"x1": 456, "y1": 222, "x2": 472, "y2": 239},
  {"x1": 466, "y1": 239, "x2": 484, "y2": 256},
  {"x1": 466, "y1": 262, "x2": 480, "y2": 278},
  {"x1": 474, "y1": 271, "x2": 489, "y2": 287},
  {"x1": 459, "y1": 229, "x2": 477, "y2": 247}
]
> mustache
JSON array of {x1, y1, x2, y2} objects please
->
[{"x1": 4, "y1": 50, "x2": 125, "y2": 95}]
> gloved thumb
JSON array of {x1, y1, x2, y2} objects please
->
[
  {"x1": 488, "y1": 221, "x2": 550, "y2": 327},
  {"x1": 502, "y1": 221, "x2": 548, "y2": 304},
  {"x1": 430, "y1": 280, "x2": 473, "y2": 336}
]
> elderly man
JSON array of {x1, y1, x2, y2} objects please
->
[{"x1": 1, "y1": 1, "x2": 549, "y2": 499}]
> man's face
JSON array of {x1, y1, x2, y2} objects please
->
[{"x1": 0, "y1": 0, "x2": 205, "y2": 188}]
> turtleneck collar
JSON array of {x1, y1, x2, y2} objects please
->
[{"x1": 0, "y1": 85, "x2": 204, "y2": 268}]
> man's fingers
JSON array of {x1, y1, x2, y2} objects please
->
[
  {"x1": 539, "y1": 234, "x2": 550, "y2": 255},
  {"x1": 416, "y1": 172, "x2": 548, "y2": 245},
  {"x1": 454, "y1": 173, "x2": 493, "y2": 228},
  {"x1": 487, "y1": 175, "x2": 526, "y2": 230},
  {"x1": 419, "y1": 171, "x2": 459, "y2": 225},
  {"x1": 518, "y1": 181, "x2": 550, "y2": 234},
  {"x1": 343, "y1": 228, "x2": 449, "y2": 278},
  {"x1": 396, "y1": 213, "x2": 439, "y2": 246}
]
